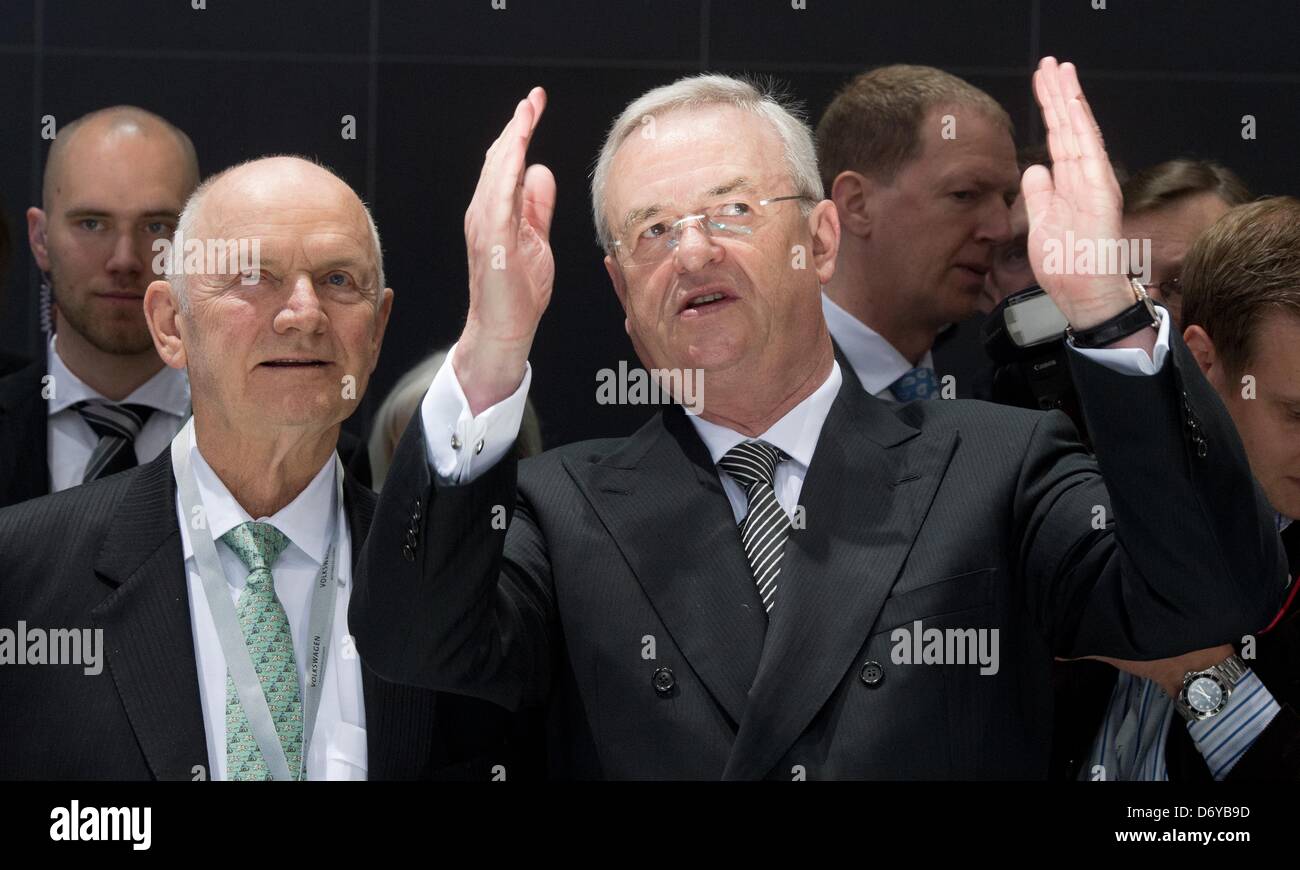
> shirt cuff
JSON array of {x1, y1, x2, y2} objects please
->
[
  {"x1": 1186, "y1": 669, "x2": 1281, "y2": 780},
  {"x1": 420, "y1": 341, "x2": 531, "y2": 484},
  {"x1": 1067, "y1": 304, "x2": 1171, "y2": 375}
]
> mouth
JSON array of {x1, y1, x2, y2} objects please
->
[
  {"x1": 955, "y1": 264, "x2": 989, "y2": 279},
  {"x1": 259, "y1": 358, "x2": 331, "y2": 369},
  {"x1": 678, "y1": 287, "x2": 737, "y2": 318},
  {"x1": 95, "y1": 292, "x2": 145, "y2": 303}
]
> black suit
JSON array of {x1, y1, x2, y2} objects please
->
[
  {"x1": 351, "y1": 333, "x2": 1285, "y2": 780},
  {"x1": 0, "y1": 450, "x2": 505, "y2": 780},
  {"x1": 0, "y1": 358, "x2": 49, "y2": 508}
]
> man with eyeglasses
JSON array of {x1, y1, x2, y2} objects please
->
[
  {"x1": 350, "y1": 60, "x2": 1285, "y2": 779},
  {"x1": 1121, "y1": 158, "x2": 1252, "y2": 330}
]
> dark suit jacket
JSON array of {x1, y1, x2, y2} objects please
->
[
  {"x1": 932, "y1": 313, "x2": 994, "y2": 401},
  {"x1": 0, "y1": 356, "x2": 371, "y2": 509},
  {"x1": 0, "y1": 450, "x2": 506, "y2": 780},
  {"x1": 351, "y1": 333, "x2": 1285, "y2": 780},
  {"x1": 0, "y1": 358, "x2": 49, "y2": 509}
]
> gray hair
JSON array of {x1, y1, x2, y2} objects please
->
[
  {"x1": 168, "y1": 155, "x2": 385, "y2": 311},
  {"x1": 590, "y1": 73, "x2": 824, "y2": 252}
]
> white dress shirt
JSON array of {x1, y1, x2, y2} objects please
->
[
  {"x1": 46, "y1": 334, "x2": 190, "y2": 491},
  {"x1": 822, "y1": 293, "x2": 935, "y2": 401},
  {"x1": 175, "y1": 419, "x2": 367, "y2": 781}
]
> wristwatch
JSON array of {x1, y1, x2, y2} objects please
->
[
  {"x1": 1066, "y1": 277, "x2": 1161, "y2": 349},
  {"x1": 1174, "y1": 654, "x2": 1249, "y2": 722}
]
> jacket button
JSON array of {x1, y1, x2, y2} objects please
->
[
  {"x1": 413, "y1": 497, "x2": 422, "y2": 520},
  {"x1": 402, "y1": 543, "x2": 415, "y2": 562},
  {"x1": 652, "y1": 667, "x2": 676, "y2": 695},
  {"x1": 859, "y1": 660, "x2": 885, "y2": 686},
  {"x1": 406, "y1": 529, "x2": 418, "y2": 549}
]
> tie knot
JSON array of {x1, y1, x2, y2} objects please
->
[
  {"x1": 73, "y1": 399, "x2": 155, "y2": 441},
  {"x1": 718, "y1": 440, "x2": 786, "y2": 492},
  {"x1": 221, "y1": 521, "x2": 291, "y2": 576},
  {"x1": 890, "y1": 366, "x2": 939, "y2": 402}
]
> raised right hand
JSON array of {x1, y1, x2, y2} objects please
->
[{"x1": 456, "y1": 86, "x2": 556, "y2": 415}]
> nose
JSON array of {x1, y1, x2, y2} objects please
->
[
  {"x1": 672, "y1": 220, "x2": 724, "y2": 273},
  {"x1": 975, "y1": 198, "x2": 1014, "y2": 246},
  {"x1": 273, "y1": 273, "x2": 328, "y2": 335},
  {"x1": 105, "y1": 230, "x2": 145, "y2": 285}
]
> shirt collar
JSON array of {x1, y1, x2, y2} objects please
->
[
  {"x1": 46, "y1": 333, "x2": 191, "y2": 417},
  {"x1": 821, "y1": 292, "x2": 934, "y2": 396},
  {"x1": 687, "y1": 362, "x2": 842, "y2": 472},
  {"x1": 177, "y1": 419, "x2": 338, "y2": 567}
]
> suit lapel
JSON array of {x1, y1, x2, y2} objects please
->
[
  {"x1": 723, "y1": 378, "x2": 957, "y2": 779},
  {"x1": 0, "y1": 358, "x2": 50, "y2": 505},
  {"x1": 565, "y1": 408, "x2": 768, "y2": 727},
  {"x1": 91, "y1": 451, "x2": 209, "y2": 780}
]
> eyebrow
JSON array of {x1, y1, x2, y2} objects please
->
[
  {"x1": 63, "y1": 206, "x2": 180, "y2": 221},
  {"x1": 619, "y1": 176, "x2": 756, "y2": 235}
]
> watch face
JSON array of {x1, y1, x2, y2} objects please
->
[{"x1": 1187, "y1": 676, "x2": 1224, "y2": 713}]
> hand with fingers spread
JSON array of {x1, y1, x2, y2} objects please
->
[
  {"x1": 1024, "y1": 57, "x2": 1147, "y2": 336},
  {"x1": 456, "y1": 86, "x2": 556, "y2": 415}
]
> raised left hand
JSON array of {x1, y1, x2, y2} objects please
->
[{"x1": 1023, "y1": 57, "x2": 1134, "y2": 330}]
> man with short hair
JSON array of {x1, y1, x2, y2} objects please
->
[
  {"x1": 1064, "y1": 197, "x2": 1300, "y2": 781},
  {"x1": 351, "y1": 60, "x2": 1284, "y2": 779},
  {"x1": 0, "y1": 106, "x2": 198, "y2": 508},
  {"x1": 1121, "y1": 158, "x2": 1252, "y2": 329},
  {"x1": 0, "y1": 156, "x2": 501, "y2": 780},
  {"x1": 815, "y1": 65, "x2": 1020, "y2": 401}
]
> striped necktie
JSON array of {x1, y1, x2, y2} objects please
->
[
  {"x1": 72, "y1": 400, "x2": 155, "y2": 482},
  {"x1": 221, "y1": 521, "x2": 303, "y2": 781},
  {"x1": 718, "y1": 440, "x2": 791, "y2": 615}
]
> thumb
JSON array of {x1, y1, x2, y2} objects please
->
[{"x1": 522, "y1": 163, "x2": 557, "y2": 245}]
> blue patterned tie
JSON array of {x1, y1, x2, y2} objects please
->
[
  {"x1": 221, "y1": 521, "x2": 303, "y2": 781},
  {"x1": 889, "y1": 366, "x2": 940, "y2": 402}
]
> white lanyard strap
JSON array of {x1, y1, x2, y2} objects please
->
[{"x1": 172, "y1": 421, "x2": 343, "y2": 781}]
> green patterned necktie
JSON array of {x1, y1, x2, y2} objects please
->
[{"x1": 221, "y1": 521, "x2": 303, "y2": 781}]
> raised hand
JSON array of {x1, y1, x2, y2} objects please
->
[
  {"x1": 1023, "y1": 58, "x2": 1135, "y2": 332},
  {"x1": 457, "y1": 86, "x2": 556, "y2": 414}
]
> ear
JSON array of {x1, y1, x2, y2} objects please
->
[
  {"x1": 830, "y1": 170, "x2": 875, "y2": 239},
  {"x1": 1182, "y1": 325, "x2": 1223, "y2": 388},
  {"x1": 26, "y1": 207, "x2": 50, "y2": 272},
  {"x1": 604, "y1": 253, "x2": 635, "y2": 336},
  {"x1": 808, "y1": 199, "x2": 841, "y2": 287},
  {"x1": 144, "y1": 279, "x2": 188, "y2": 371},
  {"x1": 368, "y1": 287, "x2": 395, "y2": 374}
]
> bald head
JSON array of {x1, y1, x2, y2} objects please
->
[
  {"x1": 170, "y1": 155, "x2": 384, "y2": 308},
  {"x1": 43, "y1": 106, "x2": 199, "y2": 209}
]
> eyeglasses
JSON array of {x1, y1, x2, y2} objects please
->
[
  {"x1": 1140, "y1": 276, "x2": 1182, "y2": 299},
  {"x1": 612, "y1": 193, "x2": 812, "y2": 266}
]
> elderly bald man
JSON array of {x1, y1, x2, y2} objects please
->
[
  {"x1": 0, "y1": 156, "x2": 506, "y2": 780},
  {"x1": 1, "y1": 106, "x2": 198, "y2": 508}
]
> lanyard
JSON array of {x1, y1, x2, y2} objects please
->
[{"x1": 172, "y1": 419, "x2": 342, "y2": 781}]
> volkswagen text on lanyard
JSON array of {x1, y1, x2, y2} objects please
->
[{"x1": 172, "y1": 420, "x2": 343, "y2": 781}]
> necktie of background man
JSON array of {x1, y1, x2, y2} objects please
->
[
  {"x1": 718, "y1": 440, "x2": 791, "y2": 615},
  {"x1": 72, "y1": 399, "x2": 155, "y2": 482},
  {"x1": 890, "y1": 366, "x2": 939, "y2": 402}
]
